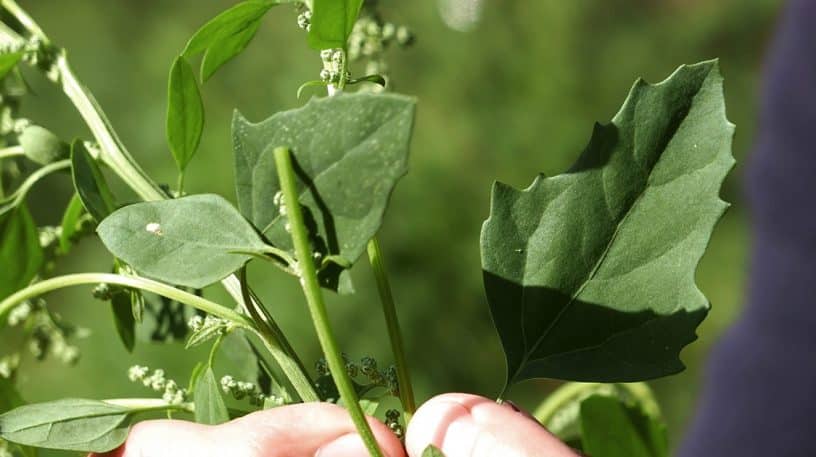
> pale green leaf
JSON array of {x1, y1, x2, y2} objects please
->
[
  {"x1": 97, "y1": 194, "x2": 268, "y2": 289},
  {"x1": 71, "y1": 140, "x2": 116, "y2": 222},
  {"x1": 166, "y1": 56, "x2": 204, "y2": 172},
  {"x1": 0, "y1": 399, "x2": 131, "y2": 452},
  {"x1": 481, "y1": 61, "x2": 734, "y2": 387},
  {"x1": 194, "y1": 367, "x2": 229, "y2": 425},
  {"x1": 232, "y1": 93, "x2": 415, "y2": 292},
  {"x1": 580, "y1": 395, "x2": 668, "y2": 457},
  {"x1": 308, "y1": 0, "x2": 363, "y2": 49}
]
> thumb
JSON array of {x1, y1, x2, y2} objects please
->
[
  {"x1": 406, "y1": 393, "x2": 579, "y2": 457},
  {"x1": 91, "y1": 402, "x2": 405, "y2": 457}
]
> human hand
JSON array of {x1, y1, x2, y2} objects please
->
[{"x1": 91, "y1": 393, "x2": 579, "y2": 457}]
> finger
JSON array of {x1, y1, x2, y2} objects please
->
[
  {"x1": 406, "y1": 393, "x2": 579, "y2": 457},
  {"x1": 91, "y1": 402, "x2": 405, "y2": 457}
]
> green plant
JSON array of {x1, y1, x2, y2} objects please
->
[{"x1": 0, "y1": 0, "x2": 733, "y2": 456}]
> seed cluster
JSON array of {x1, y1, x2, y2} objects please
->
[{"x1": 316, "y1": 355, "x2": 400, "y2": 397}]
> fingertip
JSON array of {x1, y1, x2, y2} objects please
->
[{"x1": 406, "y1": 393, "x2": 579, "y2": 457}]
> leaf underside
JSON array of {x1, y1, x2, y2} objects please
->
[
  {"x1": 0, "y1": 399, "x2": 131, "y2": 452},
  {"x1": 481, "y1": 61, "x2": 734, "y2": 387},
  {"x1": 232, "y1": 93, "x2": 415, "y2": 292}
]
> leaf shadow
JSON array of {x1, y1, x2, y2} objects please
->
[
  {"x1": 483, "y1": 271, "x2": 707, "y2": 383},
  {"x1": 290, "y1": 154, "x2": 347, "y2": 292}
]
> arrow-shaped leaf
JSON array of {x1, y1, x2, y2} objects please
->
[
  {"x1": 481, "y1": 61, "x2": 734, "y2": 388},
  {"x1": 232, "y1": 93, "x2": 415, "y2": 292}
]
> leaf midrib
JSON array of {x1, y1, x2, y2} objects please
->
[{"x1": 511, "y1": 87, "x2": 703, "y2": 383}]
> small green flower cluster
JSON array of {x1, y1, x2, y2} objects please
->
[
  {"x1": 0, "y1": 354, "x2": 19, "y2": 379},
  {"x1": 220, "y1": 375, "x2": 283, "y2": 407},
  {"x1": 319, "y1": 49, "x2": 349, "y2": 86},
  {"x1": 7, "y1": 299, "x2": 84, "y2": 365},
  {"x1": 127, "y1": 365, "x2": 187, "y2": 405},
  {"x1": 348, "y1": 5, "x2": 414, "y2": 80},
  {"x1": 296, "y1": 8, "x2": 312, "y2": 32}
]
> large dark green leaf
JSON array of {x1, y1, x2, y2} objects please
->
[
  {"x1": 481, "y1": 61, "x2": 734, "y2": 387},
  {"x1": 97, "y1": 194, "x2": 268, "y2": 289},
  {"x1": 166, "y1": 56, "x2": 204, "y2": 172},
  {"x1": 71, "y1": 140, "x2": 116, "y2": 222},
  {"x1": 193, "y1": 367, "x2": 229, "y2": 425},
  {"x1": 111, "y1": 292, "x2": 136, "y2": 353},
  {"x1": 232, "y1": 93, "x2": 415, "y2": 292},
  {"x1": 308, "y1": 0, "x2": 363, "y2": 49},
  {"x1": 580, "y1": 395, "x2": 668, "y2": 457},
  {"x1": 0, "y1": 205, "x2": 42, "y2": 301},
  {"x1": 183, "y1": 0, "x2": 277, "y2": 81},
  {"x1": 0, "y1": 399, "x2": 131, "y2": 453}
]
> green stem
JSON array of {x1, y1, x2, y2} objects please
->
[
  {"x1": 177, "y1": 172, "x2": 185, "y2": 197},
  {"x1": 0, "y1": 159, "x2": 70, "y2": 211},
  {"x1": 274, "y1": 146, "x2": 382, "y2": 457},
  {"x1": 239, "y1": 267, "x2": 319, "y2": 402},
  {"x1": 104, "y1": 398, "x2": 194, "y2": 415},
  {"x1": 0, "y1": 0, "x2": 47, "y2": 42},
  {"x1": 0, "y1": 145, "x2": 24, "y2": 160},
  {"x1": 0, "y1": 2, "x2": 317, "y2": 402},
  {"x1": 367, "y1": 237, "x2": 416, "y2": 420},
  {"x1": 56, "y1": 55, "x2": 166, "y2": 202},
  {"x1": 0, "y1": 273, "x2": 253, "y2": 330}
]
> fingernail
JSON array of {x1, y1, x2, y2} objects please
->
[{"x1": 316, "y1": 433, "x2": 391, "y2": 457}]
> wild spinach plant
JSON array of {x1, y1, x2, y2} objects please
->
[{"x1": 0, "y1": 1, "x2": 734, "y2": 456}]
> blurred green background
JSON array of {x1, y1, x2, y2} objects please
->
[{"x1": 3, "y1": 0, "x2": 782, "y2": 453}]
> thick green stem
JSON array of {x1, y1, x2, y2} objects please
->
[
  {"x1": 0, "y1": 1, "x2": 318, "y2": 402},
  {"x1": 274, "y1": 146, "x2": 383, "y2": 457},
  {"x1": 0, "y1": 273, "x2": 253, "y2": 329},
  {"x1": 239, "y1": 267, "x2": 319, "y2": 402},
  {"x1": 0, "y1": 145, "x2": 23, "y2": 160},
  {"x1": 367, "y1": 237, "x2": 416, "y2": 421}
]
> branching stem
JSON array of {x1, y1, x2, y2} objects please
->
[{"x1": 0, "y1": 273, "x2": 253, "y2": 330}]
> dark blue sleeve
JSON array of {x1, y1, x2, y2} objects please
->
[{"x1": 677, "y1": 0, "x2": 816, "y2": 455}]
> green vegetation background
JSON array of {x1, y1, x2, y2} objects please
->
[{"x1": 7, "y1": 0, "x2": 780, "y2": 452}]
